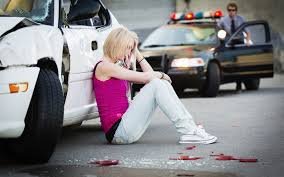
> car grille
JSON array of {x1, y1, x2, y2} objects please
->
[
  {"x1": 139, "y1": 56, "x2": 163, "y2": 71},
  {"x1": 146, "y1": 56, "x2": 163, "y2": 71}
]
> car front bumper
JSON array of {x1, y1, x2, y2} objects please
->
[
  {"x1": 167, "y1": 67, "x2": 206, "y2": 88},
  {"x1": 0, "y1": 67, "x2": 39, "y2": 138}
]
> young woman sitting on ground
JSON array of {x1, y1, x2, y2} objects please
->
[{"x1": 93, "y1": 27, "x2": 217, "y2": 144}]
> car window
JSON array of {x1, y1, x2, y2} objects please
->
[
  {"x1": 62, "y1": 0, "x2": 109, "y2": 28},
  {"x1": 228, "y1": 23, "x2": 268, "y2": 46},
  {"x1": 0, "y1": 0, "x2": 54, "y2": 25},
  {"x1": 141, "y1": 24, "x2": 217, "y2": 48}
]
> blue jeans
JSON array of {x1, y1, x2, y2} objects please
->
[{"x1": 112, "y1": 78, "x2": 198, "y2": 144}]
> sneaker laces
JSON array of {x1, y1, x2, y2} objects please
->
[{"x1": 194, "y1": 128, "x2": 212, "y2": 139}]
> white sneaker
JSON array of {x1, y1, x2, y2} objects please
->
[{"x1": 179, "y1": 128, "x2": 217, "y2": 144}]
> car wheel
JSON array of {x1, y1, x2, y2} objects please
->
[
  {"x1": 244, "y1": 78, "x2": 260, "y2": 90},
  {"x1": 200, "y1": 62, "x2": 220, "y2": 97},
  {"x1": 8, "y1": 69, "x2": 64, "y2": 163}
]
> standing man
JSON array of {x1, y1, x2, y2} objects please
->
[{"x1": 218, "y1": 2, "x2": 251, "y2": 92}]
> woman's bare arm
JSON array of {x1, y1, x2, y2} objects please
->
[
  {"x1": 134, "y1": 44, "x2": 154, "y2": 72},
  {"x1": 137, "y1": 54, "x2": 154, "y2": 72},
  {"x1": 100, "y1": 61, "x2": 162, "y2": 84}
]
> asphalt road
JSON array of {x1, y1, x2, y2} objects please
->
[{"x1": 1, "y1": 75, "x2": 284, "y2": 177}]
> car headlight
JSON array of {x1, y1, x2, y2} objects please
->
[{"x1": 171, "y1": 58, "x2": 205, "y2": 68}]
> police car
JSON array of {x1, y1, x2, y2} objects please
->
[
  {"x1": 134, "y1": 10, "x2": 273, "y2": 97},
  {"x1": 0, "y1": 0, "x2": 120, "y2": 163}
]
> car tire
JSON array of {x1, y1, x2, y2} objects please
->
[
  {"x1": 8, "y1": 69, "x2": 64, "y2": 163},
  {"x1": 65, "y1": 121, "x2": 83, "y2": 129},
  {"x1": 244, "y1": 78, "x2": 260, "y2": 90},
  {"x1": 200, "y1": 62, "x2": 220, "y2": 97}
]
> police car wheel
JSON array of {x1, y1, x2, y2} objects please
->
[
  {"x1": 201, "y1": 62, "x2": 220, "y2": 97},
  {"x1": 244, "y1": 78, "x2": 260, "y2": 90},
  {"x1": 8, "y1": 69, "x2": 64, "y2": 163}
]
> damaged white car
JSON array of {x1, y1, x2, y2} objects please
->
[{"x1": 0, "y1": 0, "x2": 120, "y2": 163}]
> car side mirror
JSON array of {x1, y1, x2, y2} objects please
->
[{"x1": 67, "y1": 0, "x2": 101, "y2": 23}]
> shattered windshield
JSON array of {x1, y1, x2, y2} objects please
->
[{"x1": 0, "y1": 0, "x2": 54, "y2": 25}]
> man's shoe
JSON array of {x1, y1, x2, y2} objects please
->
[{"x1": 179, "y1": 128, "x2": 217, "y2": 144}]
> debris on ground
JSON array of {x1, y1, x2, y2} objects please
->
[
  {"x1": 185, "y1": 146, "x2": 196, "y2": 150},
  {"x1": 238, "y1": 158, "x2": 258, "y2": 163},
  {"x1": 215, "y1": 155, "x2": 239, "y2": 161},
  {"x1": 170, "y1": 156, "x2": 202, "y2": 160},
  {"x1": 88, "y1": 159, "x2": 119, "y2": 166},
  {"x1": 210, "y1": 152, "x2": 258, "y2": 163}
]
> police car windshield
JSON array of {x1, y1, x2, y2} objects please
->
[
  {"x1": 142, "y1": 24, "x2": 217, "y2": 48},
  {"x1": 0, "y1": 0, "x2": 54, "y2": 25}
]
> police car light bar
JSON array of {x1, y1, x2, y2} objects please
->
[
  {"x1": 170, "y1": 10, "x2": 223, "y2": 21},
  {"x1": 170, "y1": 12, "x2": 183, "y2": 21},
  {"x1": 185, "y1": 12, "x2": 195, "y2": 20},
  {"x1": 214, "y1": 10, "x2": 223, "y2": 18}
]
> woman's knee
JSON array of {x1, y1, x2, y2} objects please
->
[{"x1": 149, "y1": 78, "x2": 165, "y2": 89}]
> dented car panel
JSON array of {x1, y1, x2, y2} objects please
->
[
  {"x1": 0, "y1": 22, "x2": 63, "y2": 75},
  {"x1": 0, "y1": 17, "x2": 29, "y2": 36}
]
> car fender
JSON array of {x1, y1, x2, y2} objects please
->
[
  {"x1": 0, "y1": 67, "x2": 40, "y2": 138},
  {"x1": 0, "y1": 24, "x2": 64, "y2": 77}
]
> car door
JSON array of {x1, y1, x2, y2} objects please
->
[
  {"x1": 219, "y1": 20, "x2": 273, "y2": 80},
  {"x1": 61, "y1": 0, "x2": 120, "y2": 124}
]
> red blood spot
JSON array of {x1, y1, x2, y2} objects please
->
[
  {"x1": 88, "y1": 160, "x2": 119, "y2": 166},
  {"x1": 185, "y1": 146, "x2": 196, "y2": 150},
  {"x1": 215, "y1": 155, "x2": 239, "y2": 160},
  {"x1": 170, "y1": 156, "x2": 202, "y2": 160},
  {"x1": 239, "y1": 158, "x2": 258, "y2": 163},
  {"x1": 210, "y1": 153, "x2": 224, "y2": 157}
]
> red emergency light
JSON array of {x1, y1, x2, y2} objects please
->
[
  {"x1": 184, "y1": 12, "x2": 195, "y2": 20},
  {"x1": 170, "y1": 12, "x2": 177, "y2": 20},
  {"x1": 214, "y1": 10, "x2": 223, "y2": 17}
]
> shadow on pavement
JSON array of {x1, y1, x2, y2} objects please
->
[
  {"x1": 19, "y1": 165, "x2": 239, "y2": 177},
  {"x1": 176, "y1": 87, "x2": 284, "y2": 99},
  {"x1": 0, "y1": 124, "x2": 103, "y2": 166}
]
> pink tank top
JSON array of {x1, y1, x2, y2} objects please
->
[{"x1": 93, "y1": 61, "x2": 129, "y2": 133}]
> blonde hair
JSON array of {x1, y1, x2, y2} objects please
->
[{"x1": 103, "y1": 27, "x2": 138, "y2": 60}]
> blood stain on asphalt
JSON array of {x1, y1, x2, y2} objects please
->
[{"x1": 88, "y1": 159, "x2": 119, "y2": 166}]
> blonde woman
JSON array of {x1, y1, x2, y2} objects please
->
[{"x1": 93, "y1": 27, "x2": 217, "y2": 144}]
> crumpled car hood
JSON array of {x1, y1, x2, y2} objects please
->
[
  {"x1": 0, "y1": 17, "x2": 37, "y2": 37},
  {"x1": 0, "y1": 17, "x2": 63, "y2": 72}
]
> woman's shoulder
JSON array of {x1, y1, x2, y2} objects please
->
[{"x1": 94, "y1": 61, "x2": 113, "y2": 81}]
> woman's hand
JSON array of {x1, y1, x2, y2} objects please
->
[
  {"x1": 161, "y1": 73, "x2": 172, "y2": 84},
  {"x1": 123, "y1": 54, "x2": 131, "y2": 69},
  {"x1": 133, "y1": 40, "x2": 144, "y2": 62}
]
